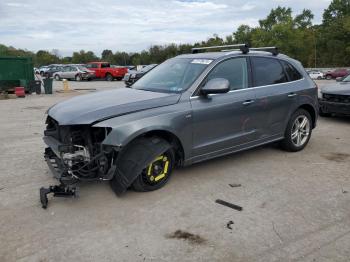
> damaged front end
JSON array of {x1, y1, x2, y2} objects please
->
[{"x1": 41, "y1": 116, "x2": 117, "y2": 208}]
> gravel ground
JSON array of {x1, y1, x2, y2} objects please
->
[{"x1": 0, "y1": 80, "x2": 349, "y2": 262}]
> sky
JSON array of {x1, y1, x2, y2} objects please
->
[{"x1": 0, "y1": 0, "x2": 332, "y2": 57}]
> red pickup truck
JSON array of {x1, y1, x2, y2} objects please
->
[{"x1": 86, "y1": 62, "x2": 128, "y2": 81}]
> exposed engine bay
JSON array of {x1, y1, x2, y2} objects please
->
[{"x1": 41, "y1": 116, "x2": 117, "y2": 208}]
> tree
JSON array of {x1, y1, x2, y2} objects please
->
[
  {"x1": 71, "y1": 50, "x2": 98, "y2": 64},
  {"x1": 36, "y1": 50, "x2": 59, "y2": 66},
  {"x1": 323, "y1": 0, "x2": 350, "y2": 25},
  {"x1": 259, "y1": 7, "x2": 292, "y2": 31},
  {"x1": 294, "y1": 9, "x2": 314, "y2": 28},
  {"x1": 233, "y1": 25, "x2": 253, "y2": 45},
  {"x1": 101, "y1": 49, "x2": 113, "y2": 61}
]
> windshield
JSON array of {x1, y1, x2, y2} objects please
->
[
  {"x1": 140, "y1": 64, "x2": 157, "y2": 72},
  {"x1": 132, "y1": 58, "x2": 210, "y2": 93},
  {"x1": 342, "y1": 75, "x2": 350, "y2": 82},
  {"x1": 77, "y1": 65, "x2": 89, "y2": 71}
]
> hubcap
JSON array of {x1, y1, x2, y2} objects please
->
[
  {"x1": 291, "y1": 115, "x2": 310, "y2": 147},
  {"x1": 142, "y1": 154, "x2": 170, "y2": 185}
]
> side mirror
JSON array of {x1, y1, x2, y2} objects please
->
[
  {"x1": 201, "y1": 78, "x2": 230, "y2": 96},
  {"x1": 336, "y1": 77, "x2": 342, "y2": 82}
]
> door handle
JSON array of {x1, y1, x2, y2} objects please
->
[
  {"x1": 242, "y1": 100, "x2": 255, "y2": 106},
  {"x1": 288, "y1": 93, "x2": 297, "y2": 98}
]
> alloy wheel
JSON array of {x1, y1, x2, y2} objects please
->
[{"x1": 291, "y1": 115, "x2": 310, "y2": 147}]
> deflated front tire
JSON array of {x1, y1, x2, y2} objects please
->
[{"x1": 110, "y1": 137, "x2": 173, "y2": 195}]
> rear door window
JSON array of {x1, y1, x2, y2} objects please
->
[{"x1": 251, "y1": 57, "x2": 287, "y2": 87}]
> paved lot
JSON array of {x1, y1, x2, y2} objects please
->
[{"x1": 0, "y1": 80, "x2": 349, "y2": 262}]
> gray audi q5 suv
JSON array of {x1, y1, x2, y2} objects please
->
[{"x1": 41, "y1": 45, "x2": 318, "y2": 207}]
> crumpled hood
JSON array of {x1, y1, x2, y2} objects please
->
[
  {"x1": 322, "y1": 83, "x2": 350, "y2": 96},
  {"x1": 48, "y1": 88, "x2": 181, "y2": 125}
]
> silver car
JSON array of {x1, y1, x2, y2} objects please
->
[{"x1": 53, "y1": 65, "x2": 95, "y2": 81}]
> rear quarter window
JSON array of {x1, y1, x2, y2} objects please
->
[
  {"x1": 251, "y1": 57, "x2": 288, "y2": 87},
  {"x1": 280, "y1": 60, "x2": 303, "y2": 81}
]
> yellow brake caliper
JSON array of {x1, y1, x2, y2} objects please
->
[{"x1": 147, "y1": 155, "x2": 169, "y2": 182}]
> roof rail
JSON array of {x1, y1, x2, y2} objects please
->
[
  {"x1": 249, "y1": 47, "x2": 279, "y2": 56},
  {"x1": 191, "y1": 44, "x2": 249, "y2": 54},
  {"x1": 191, "y1": 44, "x2": 279, "y2": 56}
]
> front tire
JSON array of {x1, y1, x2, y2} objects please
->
[
  {"x1": 132, "y1": 148, "x2": 175, "y2": 192},
  {"x1": 326, "y1": 75, "x2": 332, "y2": 80},
  {"x1": 75, "y1": 74, "x2": 82, "y2": 81},
  {"x1": 280, "y1": 109, "x2": 312, "y2": 152},
  {"x1": 54, "y1": 74, "x2": 60, "y2": 81}
]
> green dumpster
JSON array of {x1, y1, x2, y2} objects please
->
[
  {"x1": 43, "y1": 78, "x2": 53, "y2": 94},
  {"x1": 0, "y1": 56, "x2": 34, "y2": 92}
]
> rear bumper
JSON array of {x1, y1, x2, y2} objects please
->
[{"x1": 319, "y1": 99, "x2": 350, "y2": 115}]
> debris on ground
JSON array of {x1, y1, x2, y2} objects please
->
[
  {"x1": 226, "y1": 221, "x2": 234, "y2": 230},
  {"x1": 272, "y1": 221, "x2": 283, "y2": 244},
  {"x1": 24, "y1": 106, "x2": 46, "y2": 110},
  {"x1": 342, "y1": 188, "x2": 348, "y2": 194},
  {"x1": 229, "y1": 183, "x2": 241, "y2": 188},
  {"x1": 215, "y1": 199, "x2": 243, "y2": 211},
  {"x1": 323, "y1": 152, "x2": 350, "y2": 163},
  {"x1": 166, "y1": 230, "x2": 206, "y2": 244},
  {"x1": 0, "y1": 187, "x2": 4, "y2": 191},
  {"x1": 74, "y1": 88, "x2": 97, "y2": 91}
]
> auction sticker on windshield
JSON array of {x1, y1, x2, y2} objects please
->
[{"x1": 191, "y1": 59, "x2": 213, "y2": 65}]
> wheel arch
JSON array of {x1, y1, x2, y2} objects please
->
[
  {"x1": 123, "y1": 129, "x2": 185, "y2": 167},
  {"x1": 298, "y1": 104, "x2": 317, "y2": 128}
]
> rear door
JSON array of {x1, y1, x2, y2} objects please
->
[
  {"x1": 60, "y1": 66, "x2": 70, "y2": 78},
  {"x1": 251, "y1": 57, "x2": 302, "y2": 138},
  {"x1": 191, "y1": 57, "x2": 259, "y2": 158}
]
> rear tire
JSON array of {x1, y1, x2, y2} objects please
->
[
  {"x1": 54, "y1": 74, "x2": 60, "y2": 81},
  {"x1": 132, "y1": 146, "x2": 175, "y2": 192},
  {"x1": 326, "y1": 75, "x2": 332, "y2": 80},
  {"x1": 280, "y1": 109, "x2": 312, "y2": 152},
  {"x1": 106, "y1": 74, "x2": 113, "y2": 81}
]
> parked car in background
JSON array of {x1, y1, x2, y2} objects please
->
[
  {"x1": 319, "y1": 74, "x2": 350, "y2": 116},
  {"x1": 124, "y1": 64, "x2": 157, "y2": 86},
  {"x1": 308, "y1": 70, "x2": 324, "y2": 80},
  {"x1": 324, "y1": 68, "x2": 349, "y2": 80},
  {"x1": 85, "y1": 62, "x2": 128, "y2": 81},
  {"x1": 44, "y1": 65, "x2": 64, "y2": 78},
  {"x1": 37, "y1": 66, "x2": 50, "y2": 76},
  {"x1": 37, "y1": 64, "x2": 62, "y2": 76},
  {"x1": 42, "y1": 45, "x2": 318, "y2": 206},
  {"x1": 126, "y1": 65, "x2": 136, "y2": 71},
  {"x1": 53, "y1": 65, "x2": 95, "y2": 81}
]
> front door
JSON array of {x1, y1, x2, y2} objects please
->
[{"x1": 190, "y1": 57, "x2": 258, "y2": 158}]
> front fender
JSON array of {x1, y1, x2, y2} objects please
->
[{"x1": 93, "y1": 103, "x2": 192, "y2": 159}]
